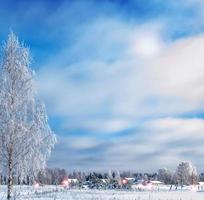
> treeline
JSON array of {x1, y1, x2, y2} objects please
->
[
  {"x1": 0, "y1": 170, "x2": 157, "y2": 185},
  {"x1": 0, "y1": 161, "x2": 204, "y2": 186}
]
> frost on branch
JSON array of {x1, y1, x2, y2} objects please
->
[{"x1": 0, "y1": 32, "x2": 56, "y2": 183}]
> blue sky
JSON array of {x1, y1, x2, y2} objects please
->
[{"x1": 1, "y1": 0, "x2": 204, "y2": 172}]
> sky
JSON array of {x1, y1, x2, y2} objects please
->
[{"x1": 1, "y1": 0, "x2": 204, "y2": 172}]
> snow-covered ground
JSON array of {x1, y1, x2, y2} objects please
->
[{"x1": 0, "y1": 186, "x2": 204, "y2": 200}]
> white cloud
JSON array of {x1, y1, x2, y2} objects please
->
[
  {"x1": 62, "y1": 118, "x2": 135, "y2": 134},
  {"x1": 38, "y1": 22, "x2": 204, "y2": 120},
  {"x1": 104, "y1": 117, "x2": 204, "y2": 171},
  {"x1": 37, "y1": 16, "x2": 204, "y2": 171},
  {"x1": 37, "y1": 19, "x2": 165, "y2": 120},
  {"x1": 49, "y1": 117, "x2": 204, "y2": 171}
]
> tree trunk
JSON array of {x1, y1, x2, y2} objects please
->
[{"x1": 7, "y1": 153, "x2": 12, "y2": 200}]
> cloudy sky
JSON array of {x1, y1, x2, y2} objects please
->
[{"x1": 1, "y1": 0, "x2": 204, "y2": 172}]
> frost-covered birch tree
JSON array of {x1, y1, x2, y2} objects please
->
[
  {"x1": 158, "y1": 168, "x2": 173, "y2": 184},
  {"x1": 0, "y1": 32, "x2": 56, "y2": 200},
  {"x1": 176, "y1": 161, "x2": 198, "y2": 186}
]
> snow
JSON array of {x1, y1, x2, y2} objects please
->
[{"x1": 0, "y1": 186, "x2": 204, "y2": 200}]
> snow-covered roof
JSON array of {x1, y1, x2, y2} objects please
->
[
  {"x1": 125, "y1": 178, "x2": 135, "y2": 181},
  {"x1": 150, "y1": 181, "x2": 163, "y2": 184},
  {"x1": 136, "y1": 179, "x2": 145, "y2": 183}
]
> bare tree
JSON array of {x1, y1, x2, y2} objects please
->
[{"x1": 0, "y1": 32, "x2": 56, "y2": 199}]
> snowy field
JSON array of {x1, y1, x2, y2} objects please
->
[{"x1": 0, "y1": 186, "x2": 204, "y2": 200}]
